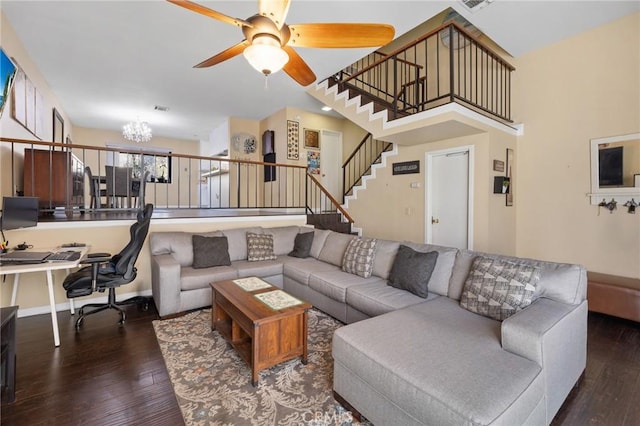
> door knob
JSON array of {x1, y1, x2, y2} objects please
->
[{"x1": 432, "y1": 217, "x2": 440, "y2": 224}]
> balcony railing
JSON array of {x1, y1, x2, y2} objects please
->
[
  {"x1": 334, "y1": 22, "x2": 515, "y2": 123},
  {"x1": 0, "y1": 138, "x2": 352, "y2": 228}
]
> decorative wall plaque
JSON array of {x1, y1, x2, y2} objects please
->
[{"x1": 287, "y1": 120, "x2": 299, "y2": 160}]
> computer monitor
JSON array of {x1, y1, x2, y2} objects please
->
[{"x1": 1, "y1": 196, "x2": 39, "y2": 231}]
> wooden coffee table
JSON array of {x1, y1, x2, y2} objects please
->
[{"x1": 210, "y1": 278, "x2": 312, "y2": 386}]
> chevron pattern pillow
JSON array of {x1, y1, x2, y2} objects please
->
[
  {"x1": 247, "y1": 232, "x2": 277, "y2": 262},
  {"x1": 342, "y1": 237, "x2": 377, "y2": 278},
  {"x1": 460, "y1": 256, "x2": 541, "y2": 321}
]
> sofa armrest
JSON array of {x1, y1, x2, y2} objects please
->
[
  {"x1": 151, "y1": 253, "x2": 182, "y2": 317},
  {"x1": 502, "y1": 298, "x2": 586, "y2": 364},
  {"x1": 502, "y1": 298, "x2": 588, "y2": 422}
]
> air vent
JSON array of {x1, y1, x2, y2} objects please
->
[
  {"x1": 459, "y1": 0, "x2": 493, "y2": 12},
  {"x1": 154, "y1": 105, "x2": 170, "y2": 112}
]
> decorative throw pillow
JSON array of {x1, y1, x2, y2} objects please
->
[
  {"x1": 192, "y1": 235, "x2": 231, "y2": 269},
  {"x1": 288, "y1": 232, "x2": 314, "y2": 258},
  {"x1": 387, "y1": 245, "x2": 438, "y2": 298},
  {"x1": 459, "y1": 256, "x2": 541, "y2": 321},
  {"x1": 247, "y1": 232, "x2": 277, "y2": 261},
  {"x1": 342, "y1": 237, "x2": 378, "y2": 278}
]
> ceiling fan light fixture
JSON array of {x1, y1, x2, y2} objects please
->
[{"x1": 243, "y1": 34, "x2": 289, "y2": 76}]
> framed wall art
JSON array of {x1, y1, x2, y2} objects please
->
[
  {"x1": 307, "y1": 150, "x2": 320, "y2": 174},
  {"x1": 304, "y1": 128, "x2": 319, "y2": 149},
  {"x1": 506, "y1": 148, "x2": 514, "y2": 206},
  {"x1": 287, "y1": 120, "x2": 299, "y2": 160},
  {"x1": 53, "y1": 108, "x2": 64, "y2": 144},
  {"x1": 0, "y1": 48, "x2": 17, "y2": 117}
]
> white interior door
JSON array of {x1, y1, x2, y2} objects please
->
[
  {"x1": 320, "y1": 130, "x2": 343, "y2": 201},
  {"x1": 426, "y1": 146, "x2": 473, "y2": 249}
]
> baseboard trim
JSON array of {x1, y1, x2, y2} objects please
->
[{"x1": 16, "y1": 289, "x2": 153, "y2": 318}]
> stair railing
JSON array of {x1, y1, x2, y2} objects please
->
[
  {"x1": 305, "y1": 172, "x2": 354, "y2": 230},
  {"x1": 333, "y1": 22, "x2": 515, "y2": 123},
  {"x1": 342, "y1": 133, "x2": 393, "y2": 200}
]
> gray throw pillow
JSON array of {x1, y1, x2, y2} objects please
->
[
  {"x1": 460, "y1": 256, "x2": 540, "y2": 321},
  {"x1": 192, "y1": 235, "x2": 231, "y2": 269},
  {"x1": 387, "y1": 245, "x2": 438, "y2": 298},
  {"x1": 288, "y1": 232, "x2": 314, "y2": 258}
]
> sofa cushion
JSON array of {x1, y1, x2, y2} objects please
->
[
  {"x1": 332, "y1": 297, "x2": 544, "y2": 426},
  {"x1": 309, "y1": 229, "x2": 331, "y2": 259},
  {"x1": 269, "y1": 226, "x2": 302, "y2": 256},
  {"x1": 283, "y1": 258, "x2": 339, "y2": 286},
  {"x1": 233, "y1": 259, "x2": 284, "y2": 278},
  {"x1": 342, "y1": 237, "x2": 377, "y2": 278},
  {"x1": 318, "y1": 232, "x2": 355, "y2": 267},
  {"x1": 246, "y1": 232, "x2": 277, "y2": 261},
  {"x1": 288, "y1": 232, "x2": 314, "y2": 258},
  {"x1": 150, "y1": 231, "x2": 223, "y2": 267},
  {"x1": 180, "y1": 265, "x2": 238, "y2": 291},
  {"x1": 450, "y1": 249, "x2": 587, "y2": 305},
  {"x1": 309, "y1": 269, "x2": 384, "y2": 303},
  {"x1": 387, "y1": 245, "x2": 438, "y2": 298},
  {"x1": 460, "y1": 256, "x2": 541, "y2": 321},
  {"x1": 371, "y1": 239, "x2": 400, "y2": 280},
  {"x1": 346, "y1": 280, "x2": 439, "y2": 317},
  {"x1": 222, "y1": 227, "x2": 263, "y2": 261},
  {"x1": 401, "y1": 242, "x2": 458, "y2": 297},
  {"x1": 192, "y1": 235, "x2": 232, "y2": 269}
]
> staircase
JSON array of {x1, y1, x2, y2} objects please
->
[{"x1": 306, "y1": 212, "x2": 353, "y2": 234}]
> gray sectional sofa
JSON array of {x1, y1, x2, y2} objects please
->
[{"x1": 149, "y1": 225, "x2": 587, "y2": 425}]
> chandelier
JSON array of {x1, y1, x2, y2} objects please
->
[{"x1": 122, "y1": 117, "x2": 152, "y2": 143}]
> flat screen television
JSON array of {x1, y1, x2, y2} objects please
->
[
  {"x1": 598, "y1": 147, "x2": 623, "y2": 186},
  {"x1": 1, "y1": 196, "x2": 39, "y2": 231}
]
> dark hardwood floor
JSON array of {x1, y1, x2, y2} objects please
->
[{"x1": 1, "y1": 304, "x2": 638, "y2": 425}]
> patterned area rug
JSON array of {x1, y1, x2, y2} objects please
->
[{"x1": 153, "y1": 308, "x2": 364, "y2": 425}]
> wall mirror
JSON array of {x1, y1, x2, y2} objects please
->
[{"x1": 590, "y1": 133, "x2": 640, "y2": 205}]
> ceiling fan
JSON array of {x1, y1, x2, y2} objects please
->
[{"x1": 167, "y1": 0, "x2": 395, "y2": 86}]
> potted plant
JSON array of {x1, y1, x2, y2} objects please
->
[{"x1": 157, "y1": 164, "x2": 167, "y2": 183}]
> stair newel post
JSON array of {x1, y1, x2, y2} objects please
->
[{"x1": 393, "y1": 55, "x2": 398, "y2": 119}]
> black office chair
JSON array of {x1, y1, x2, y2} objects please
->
[{"x1": 63, "y1": 204, "x2": 154, "y2": 328}]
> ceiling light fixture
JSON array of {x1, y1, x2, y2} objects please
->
[
  {"x1": 321, "y1": 106, "x2": 332, "y2": 112},
  {"x1": 243, "y1": 34, "x2": 289, "y2": 76},
  {"x1": 122, "y1": 117, "x2": 152, "y2": 143}
]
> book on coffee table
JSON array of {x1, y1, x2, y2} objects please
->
[
  {"x1": 232, "y1": 277, "x2": 272, "y2": 292},
  {"x1": 254, "y1": 289, "x2": 304, "y2": 310}
]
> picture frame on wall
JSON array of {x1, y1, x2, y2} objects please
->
[
  {"x1": 287, "y1": 120, "x2": 299, "y2": 160},
  {"x1": 53, "y1": 108, "x2": 64, "y2": 146},
  {"x1": 307, "y1": 150, "x2": 320, "y2": 174},
  {"x1": 0, "y1": 48, "x2": 17, "y2": 118},
  {"x1": 506, "y1": 148, "x2": 514, "y2": 206},
  {"x1": 304, "y1": 128, "x2": 319, "y2": 149}
]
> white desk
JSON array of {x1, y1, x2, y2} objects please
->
[{"x1": 0, "y1": 246, "x2": 89, "y2": 347}]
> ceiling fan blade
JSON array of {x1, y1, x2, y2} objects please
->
[
  {"x1": 282, "y1": 46, "x2": 316, "y2": 86},
  {"x1": 258, "y1": 0, "x2": 291, "y2": 29},
  {"x1": 166, "y1": 0, "x2": 252, "y2": 28},
  {"x1": 194, "y1": 40, "x2": 250, "y2": 68},
  {"x1": 287, "y1": 23, "x2": 395, "y2": 48}
]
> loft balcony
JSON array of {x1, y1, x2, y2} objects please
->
[{"x1": 309, "y1": 21, "x2": 520, "y2": 144}]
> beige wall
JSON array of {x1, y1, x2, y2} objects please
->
[
  {"x1": 0, "y1": 10, "x2": 72, "y2": 197},
  {"x1": 513, "y1": 13, "x2": 639, "y2": 279},
  {"x1": 0, "y1": 216, "x2": 306, "y2": 313},
  {"x1": 347, "y1": 115, "x2": 517, "y2": 255}
]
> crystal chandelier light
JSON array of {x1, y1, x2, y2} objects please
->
[{"x1": 122, "y1": 117, "x2": 152, "y2": 143}]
